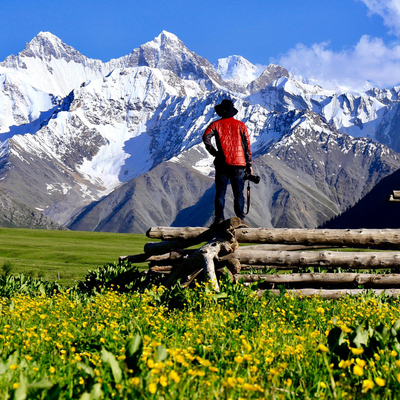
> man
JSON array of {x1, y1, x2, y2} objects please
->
[{"x1": 202, "y1": 99, "x2": 253, "y2": 228}]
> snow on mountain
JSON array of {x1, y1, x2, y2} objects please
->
[
  {"x1": 8, "y1": 66, "x2": 204, "y2": 192},
  {"x1": 68, "y1": 109, "x2": 400, "y2": 232},
  {"x1": 2, "y1": 30, "x2": 400, "y2": 230},
  {"x1": 247, "y1": 76, "x2": 392, "y2": 144},
  {"x1": 213, "y1": 55, "x2": 261, "y2": 86},
  {"x1": 115, "y1": 31, "x2": 230, "y2": 92},
  {"x1": 0, "y1": 32, "x2": 110, "y2": 97},
  {"x1": 0, "y1": 73, "x2": 60, "y2": 138}
]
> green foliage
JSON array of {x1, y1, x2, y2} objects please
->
[
  {"x1": 75, "y1": 262, "x2": 148, "y2": 295},
  {"x1": 2, "y1": 260, "x2": 12, "y2": 276},
  {"x1": 0, "y1": 273, "x2": 62, "y2": 297},
  {"x1": 328, "y1": 318, "x2": 400, "y2": 363}
]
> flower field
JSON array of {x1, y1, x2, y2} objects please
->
[{"x1": 2, "y1": 271, "x2": 400, "y2": 400}]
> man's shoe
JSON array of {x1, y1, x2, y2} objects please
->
[
  {"x1": 239, "y1": 219, "x2": 250, "y2": 228},
  {"x1": 209, "y1": 218, "x2": 224, "y2": 229}
]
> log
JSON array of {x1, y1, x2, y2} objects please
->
[
  {"x1": 258, "y1": 288, "x2": 400, "y2": 299},
  {"x1": 231, "y1": 244, "x2": 339, "y2": 251},
  {"x1": 234, "y1": 228, "x2": 400, "y2": 248},
  {"x1": 119, "y1": 250, "x2": 195, "y2": 264},
  {"x1": 164, "y1": 227, "x2": 239, "y2": 290},
  {"x1": 145, "y1": 226, "x2": 400, "y2": 248},
  {"x1": 149, "y1": 266, "x2": 173, "y2": 272},
  {"x1": 201, "y1": 241, "x2": 224, "y2": 292},
  {"x1": 144, "y1": 217, "x2": 242, "y2": 256},
  {"x1": 240, "y1": 265, "x2": 294, "y2": 270},
  {"x1": 119, "y1": 253, "x2": 156, "y2": 264},
  {"x1": 147, "y1": 226, "x2": 208, "y2": 240},
  {"x1": 393, "y1": 191, "x2": 400, "y2": 199},
  {"x1": 388, "y1": 194, "x2": 400, "y2": 203},
  {"x1": 235, "y1": 273, "x2": 400, "y2": 287},
  {"x1": 220, "y1": 250, "x2": 400, "y2": 269}
]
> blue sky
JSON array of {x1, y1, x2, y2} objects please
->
[{"x1": 1, "y1": 0, "x2": 400, "y2": 90}]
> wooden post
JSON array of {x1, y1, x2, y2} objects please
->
[
  {"x1": 146, "y1": 227, "x2": 400, "y2": 249},
  {"x1": 220, "y1": 250, "x2": 400, "y2": 269},
  {"x1": 144, "y1": 217, "x2": 242, "y2": 256},
  {"x1": 163, "y1": 222, "x2": 239, "y2": 290},
  {"x1": 258, "y1": 288, "x2": 400, "y2": 299},
  {"x1": 235, "y1": 273, "x2": 400, "y2": 287},
  {"x1": 234, "y1": 228, "x2": 400, "y2": 248}
]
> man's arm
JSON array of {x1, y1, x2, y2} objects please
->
[
  {"x1": 202, "y1": 125, "x2": 218, "y2": 157},
  {"x1": 240, "y1": 126, "x2": 253, "y2": 172}
]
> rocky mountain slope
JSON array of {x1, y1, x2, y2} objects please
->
[
  {"x1": 2, "y1": 31, "x2": 400, "y2": 231},
  {"x1": 321, "y1": 168, "x2": 400, "y2": 229},
  {"x1": 68, "y1": 110, "x2": 400, "y2": 232},
  {"x1": 0, "y1": 188, "x2": 65, "y2": 229}
]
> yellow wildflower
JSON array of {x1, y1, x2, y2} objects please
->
[
  {"x1": 160, "y1": 375, "x2": 168, "y2": 387},
  {"x1": 227, "y1": 377, "x2": 236, "y2": 387},
  {"x1": 356, "y1": 358, "x2": 366, "y2": 368},
  {"x1": 353, "y1": 365, "x2": 364, "y2": 376},
  {"x1": 350, "y1": 347, "x2": 364, "y2": 355},
  {"x1": 340, "y1": 325, "x2": 352, "y2": 333},
  {"x1": 148, "y1": 383, "x2": 157, "y2": 394},
  {"x1": 130, "y1": 377, "x2": 140, "y2": 386},
  {"x1": 362, "y1": 379, "x2": 374, "y2": 392},
  {"x1": 375, "y1": 377, "x2": 385, "y2": 387},
  {"x1": 318, "y1": 343, "x2": 329, "y2": 352},
  {"x1": 170, "y1": 370, "x2": 180, "y2": 384}
]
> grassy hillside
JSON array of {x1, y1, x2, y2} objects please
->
[{"x1": 0, "y1": 228, "x2": 152, "y2": 285}]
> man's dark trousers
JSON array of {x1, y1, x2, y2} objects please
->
[{"x1": 214, "y1": 165, "x2": 245, "y2": 221}]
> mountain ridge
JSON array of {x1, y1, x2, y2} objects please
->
[{"x1": 1, "y1": 31, "x2": 400, "y2": 231}]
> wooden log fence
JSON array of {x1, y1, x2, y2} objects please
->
[{"x1": 119, "y1": 221, "x2": 400, "y2": 298}]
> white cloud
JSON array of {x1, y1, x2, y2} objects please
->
[
  {"x1": 358, "y1": 0, "x2": 400, "y2": 36},
  {"x1": 278, "y1": 35, "x2": 400, "y2": 91}
]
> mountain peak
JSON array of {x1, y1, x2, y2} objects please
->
[
  {"x1": 158, "y1": 30, "x2": 180, "y2": 42},
  {"x1": 150, "y1": 30, "x2": 184, "y2": 50},
  {"x1": 25, "y1": 31, "x2": 69, "y2": 59},
  {"x1": 34, "y1": 31, "x2": 62, "y2": 43},
  {"x1": 15, "y1": 31, "x2": 100, "y2": 66},
  {"x1": 213, "y1": 55, "x2": 258, "y2": 86}
]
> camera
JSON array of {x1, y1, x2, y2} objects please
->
[{"x1": 243, "y1": 173, "x2": 260, "y2": 184}]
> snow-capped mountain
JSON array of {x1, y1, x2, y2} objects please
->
[
  {"x1": 68, "y1": 110, "x2": 400, "y2": 232},
  {"x1": 1, "y1": 30, "x2": 400, "y2": 232},
  {"x1": 247, "y1": 76, "x2": 400, "y2": 149},
  {"x1": 213, "y1": 55, "x2": 261, "y2": 86},
  {"x1": 0, "y1": 32, "x2": 110, "y2": 97}
]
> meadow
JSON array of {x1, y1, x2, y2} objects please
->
[
  {"x1": 1, "y1": 228, "x2": 400, "y2": 399},
  {"x1": 0, "y1": 228, "x2": 150, "y2": 285}
]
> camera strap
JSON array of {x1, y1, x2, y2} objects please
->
[{"x1": 245, "y1": 181, "x2": 251, "y2": 215}]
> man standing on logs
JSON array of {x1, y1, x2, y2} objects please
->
[{"x1": 203, "y1": 99, "x2": 253, "y2": 229}]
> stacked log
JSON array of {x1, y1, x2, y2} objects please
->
[
  {"x1": 388, "y1": 190, "x2": 400, "y2": 203},
  {"x1": 119, "y1": 223, "x2": 400, "y2": 298}
]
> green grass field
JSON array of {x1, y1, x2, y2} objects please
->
[{"x1": 0, "y1": 228, "x2": 152, "y2": 286}]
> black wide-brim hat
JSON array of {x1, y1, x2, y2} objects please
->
[{"x1": 215, "y1": 99, "x2": 238, "y2": 118}]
